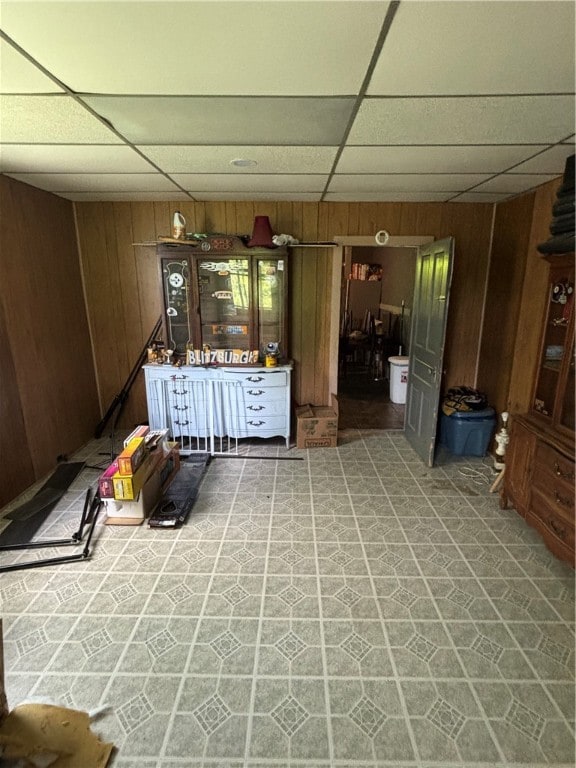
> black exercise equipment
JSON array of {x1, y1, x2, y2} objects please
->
[{"x1": 0, "y1": 489, "x2": 104, "y2": 572}]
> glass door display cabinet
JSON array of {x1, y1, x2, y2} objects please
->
[
  {"x1": 502, "y1": 252, "x2": 575, "y2": 565},
  {"x1": 532, "y1": 254, "x2": 575, "y2": 433},
  {"x1": 146, "y1": 237, "x2": 292, "y2": 455},
  {"x1": 156, "y1": 237, "x2": 288, "y2": 365}
]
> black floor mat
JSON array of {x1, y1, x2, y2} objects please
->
[
  {"x1": 149, "y1": 454, "x2": 209, "y2": 528},
  {"x1": 5, "y1": 487, "x2": 64, "y2": 521},
  {"x1": 0, "y1": 462, "x2": 85, "y2": 547}
]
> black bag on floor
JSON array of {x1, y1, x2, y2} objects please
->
[{"x1": 442, "y1": 386, "x2": 488, "y2": 416}]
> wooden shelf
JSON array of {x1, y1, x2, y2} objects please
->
[
  {"x1": 289, "y1": 242, "x2": 337, "y2": 248},
  {"x1": 134, "y1": 240, "x2": 338, "y2": 249}
]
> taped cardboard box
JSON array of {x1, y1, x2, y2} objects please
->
[{"x1": 295, "y1": 394, "x2": 338, "y2": 448}]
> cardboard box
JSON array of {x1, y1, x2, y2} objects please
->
[
  {"x1": 112, "y1": 446, "x2": 163, "y2": 500},
  {"x1": 117, "y1": 436, "x2": 146, "y2": 476},
  {"x1": 123, "y1": 424, "x2": 150, "y2": 448},
  {"x1": 295, "y1": 394, "x2": 338, "y2": 448},
  {"x1": 106, "y1": 444, "x2": 179, "y2": 524},
  {"x1": 160, "y1": 444, "x2": 180, "y2": 490},
  {"x1": 98, "y1": 460, "x2": 119, "y2": 499},
  {"x1": 144, "y1": 428, "x2": 169, "y2": 450},
  {"x1": 106, "y1": 469, "x2": 162, "y2": 524}
]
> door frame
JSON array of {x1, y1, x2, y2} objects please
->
[{"x1": 329, "y1": 236, "x2": 434, "y2": 397}]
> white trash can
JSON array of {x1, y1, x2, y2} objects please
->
[{"x1": 388, "y1": 355, "x2": 409, "y2": 404}]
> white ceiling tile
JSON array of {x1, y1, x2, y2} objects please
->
[
  {"x1": 369, "y1": 1, "x2": 575, "y2": 96},
  {"x1": 508, "y1": 144, "x2": 576, "y2": 174},
  {"x1": 0, "y1": 145, "x2": 156, "y2": 173},
  {"x1": 471, "y1": 174, "x2": 558, "y2": 194},
  {"x1": 0, "y1": 38, "x2": 65, "y2": 93},
  {"x1": 193, "y1": 192, "x2": 322, "y2": 202},
  {"x1": 171, "y1": 174, "x2": 326, "y2": 193},
  {"x1": 328, "y1": 174, "x2": 491, "y2": 193},
  {"x1": 0, "y1": 1, "x2": 572, "y2": 203},
  {"x1": 60, "y1": 191, "x2": 192, "y2": 202},
  {"x1": 325, "y1": 192, "x2": 451, "y2": 202},
  {"x1": 336, "y1": 146, "x2": 553, "y2": 175},
  {"x1": 0, "y1": 95, "x2": 123, "y2": 143},
  {"x1": 4, "y1": 173, "x2": 179, "y2": 193},
  {"x1": 138, "y1": 145, "x2": 338, "y2": 174},
  {"x1": 0, "y1": 1, "x2": 389, "y2": 95},
  {"x1": 348, "y1": 96, "x2": 576, "y2": 146},
  {"x1": 84, "y1": 96, "x2": 354, "y2": 146}
]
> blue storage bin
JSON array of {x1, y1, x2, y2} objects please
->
[{"x1": 440, "y1": 407, "x2": 496, "y2": 456}]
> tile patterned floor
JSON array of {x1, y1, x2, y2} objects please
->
[{"x1": 1, "y1": 431, "x2": 574, "y2": 768}]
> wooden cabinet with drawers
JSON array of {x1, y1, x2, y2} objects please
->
[
  {"x1": 501, "y1": 252, "x2": 575, "y2": 565},
  {"x1": 503, "y1": 416, "x2": 574, "y2": 563}
]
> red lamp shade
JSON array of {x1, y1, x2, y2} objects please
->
[{"x1": 248, "y1": 216, "x2": 275, "y2": 248}]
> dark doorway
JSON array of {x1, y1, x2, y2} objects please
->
[
  {"x1": 338, "y1": 371, "x2": 406, "y2": 430},
  {"x1": 337, "y1": 244, "x2": 416, "y2": 430}
]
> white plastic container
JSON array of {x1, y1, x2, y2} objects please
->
[{"x1": 388, "y1": 355, "x2": 409, "y2": 404}]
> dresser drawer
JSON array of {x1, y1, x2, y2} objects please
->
[
  {"x1": 242, "y1": 399, "x2": 287, "y2": 416},
  {"x1": 534, "y1": 441, "x2": 575, "y2": 482},
  {"x1": 220, "y1": 369, "x2": 289, "y2": 387},
  {"x1": 529, "y1": 487, "x2": 575, "y2": 552},
  {"x1": 235, "y1": 415, "x2": 288, "y2": 435},
  {"x1": 531, "y1": 484, "x2": 575, "y2": 534},
  {"x1": 532, "y1": 443, "x2": 575, "y2": 509}
]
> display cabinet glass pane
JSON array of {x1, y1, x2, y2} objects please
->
[
  {"x1": 197, "y1": 257, "x2": 251, "y2": 348},
  {"x1": 161, "y1": 258, "x2": 192, "y2": 354},
  {"x1": 560, "y1": 338, "x2": 575, "y2": 431},
  {"x1": 533, "y1": 275, "x2": 572, "y2": 417},
  {"x1": 257, "y1": 258, "x2": 285, "y2": 354}
]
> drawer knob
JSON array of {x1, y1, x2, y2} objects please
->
[
  {"x1": 247, "y1": 420, "x2": 265, "y2": 427},
  {"x1": 554, "y1": 489, "x2": 572, "y2": 507},
  {"x1": 247, "y1": 405, "x2": 265, "y2": 411},
  {"x1": 246, "y1": 376, "x2": 264, "y2": 382},
  {"x1": 247, "y1": 389, "x2": 264, "y2": 396},
  {"x1": 554, "y1": 462, "x2": 575, "y2": 480},
  {"x1": 548, "y1": 517, "x2": 566, "y2": 540}
]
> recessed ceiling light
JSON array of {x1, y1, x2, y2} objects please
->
[{"x1": 230, "y1": 158, "x2": 257, "y2": 167}]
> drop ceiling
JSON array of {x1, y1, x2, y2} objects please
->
[{"x1": 0, "y1": 0, "x2": 574, "y2": 203}]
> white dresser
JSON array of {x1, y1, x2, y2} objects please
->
[{"x1": 143, "y1": 363, "x2": 292, "y2": 454}]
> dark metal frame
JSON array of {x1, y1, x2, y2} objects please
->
[
  {"x1": 95, "y1": 316, "x2": 162, "y2": 439},
  {"x1": 0, "y1": 489, "x2": 104, "y2": 572}
]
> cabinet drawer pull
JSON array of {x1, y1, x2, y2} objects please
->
[
  {"x1": 174, "y1": 419, "x2": 189, "y2": 426},
  {"x1": 548, "y1": 517, "x2": 566, "y2": 540},
  {"x1": 247, "y1": 420, "x2": 265, "y2": 427},
  {"x1": 247, "y1": 389, "x2": 264, "y2": 396},
  {"x1": 554, "y1": 462, "x2": 575, "y2": 480},
  {"x1": 173, "y1": 404, "x2": 189, "y2": 411},
  {"x1": 246, "y1": 376, "x2": 264, "y2": 383},
  {"x1": 247, "y1": 405, "x2": 265, "y2": 411},
  {"x1": 554, "y1": 489, "x2": 572, "y2": 507},
  {"x1": 172, "y1": 389, "x2": 188, "y2": 396}
]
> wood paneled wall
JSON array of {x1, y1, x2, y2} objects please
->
[
  {"x1": 2, "y1": 178, "x2": 557, "y2": 509},
  {"x1": 0, "y1": 176, "x2": 100, "y2": 508},
  {"x1": 476, "y1": 191, "x2": 537, "y2": 414},
  {"x1": 74, "y1": 200, "x2": 495, "y2": 427}
]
